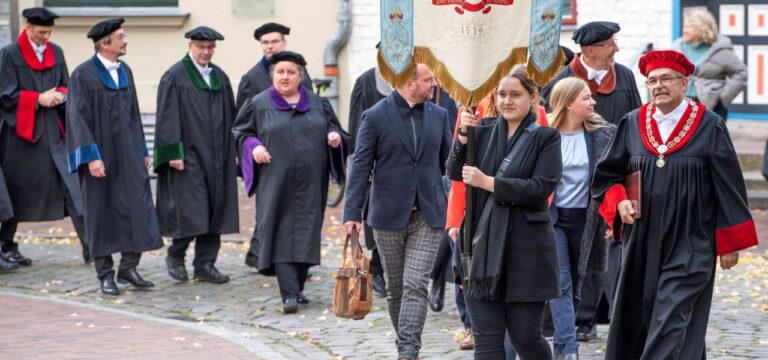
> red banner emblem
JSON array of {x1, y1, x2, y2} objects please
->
[{"x1": 432, "y1": 0, "x2": 515, "y2": 15}]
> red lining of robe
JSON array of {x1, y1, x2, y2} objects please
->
[
  {"x1": 569, "y1": 54, "x2": 616, "y2": 95},
  {"x1": 18, "y1": 30, "x2": 54, "y2": 71},
  {"x1": 716, "y1": 219, "x2": 758, "y2": 255},
  {"x1": 598, "y1": 184, "x2": 627, "y2": 241},
  {"x1": 16, "y1": 90, "x2": 39, "y2": 142}
]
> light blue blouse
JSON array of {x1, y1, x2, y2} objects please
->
[{"x1": 555, "y1": 130, "x2": 589, "y2": 208}]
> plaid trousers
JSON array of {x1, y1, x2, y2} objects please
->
[{"x1": 373, "y1": 210, "x2": 441, "y2": 360}]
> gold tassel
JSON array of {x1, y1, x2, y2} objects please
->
[{"x1": 527, "y1": 49, "x2": 567, "y2": 87}]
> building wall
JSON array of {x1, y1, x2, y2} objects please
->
[
  {"x1": 16, "y1": 0, "x2": 339, "y2": 114},
  {"x1": 0, "y1": 0, "x2": 11, "y2": 47}
]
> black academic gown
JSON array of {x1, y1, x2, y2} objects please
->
[
  {"x1": 153, "y1": 57, "x2": 239, "y2": 238},
  {"x1": 235, "y1": 57, "x2": 313, "y2": 111},
  {"x1": 592, "y1": 103, "x2": 758, "y2": 359},
  {"x1": 541, "y1": 62, "x2": 642, "y2": 125},
  {"x1": 66, "y1": 56, "x2": 162, "y2": 257},
  {"x1": 0, "y1": 166, "x2": 12, "y2": 221},
  {"x1": 232, "y1": 88, "x2": 348, "y2": 275},
  {"x1": 0, "y1": 38, "x2": 83, "y2": 221},
  {"x1": 348, "y1": 67, "x2": 386, "y2": 153}
]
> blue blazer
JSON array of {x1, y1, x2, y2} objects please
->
[{"x1": 344, "y1": 91, "x2": 452, "y2": 229}]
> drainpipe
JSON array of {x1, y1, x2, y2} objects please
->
[{"x1": 318, "y1": 0, "x2": 351, "y2": 114}]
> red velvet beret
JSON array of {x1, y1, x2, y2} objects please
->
[{"x1": 638, "y1": 50, "x2": 695, "y2": 77}]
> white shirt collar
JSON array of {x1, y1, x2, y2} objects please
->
[
  {"x1": 96, "y1": 53, "x2": 121, "y2": 85},
  {"x1": 189, "y1": 53, "x2": 212, "y2": 85},
  {"x1": 28, "y1": 37, "x2": 46, "y2": 62},
  {"x1": 652, "y1": 100, "x2": 688, "y2": 143},
  {"x1": 580, "y1": 56, "x2": 608, "y2": 85}
]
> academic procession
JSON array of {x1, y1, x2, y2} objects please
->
[{"x1": 0, "y1": 1, "x2": 766, "y2": 359}]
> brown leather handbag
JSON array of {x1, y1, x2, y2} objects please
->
[{"x1": 333, "y1": 231, "x2": 372, "y2": 320}]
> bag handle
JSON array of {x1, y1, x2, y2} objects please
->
[{"x1": 340, "y1": 231, "x2": 364, "y2": 267}]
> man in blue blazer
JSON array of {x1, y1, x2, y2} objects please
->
[{"x1": 344, "y1": 63, "x2": 451, "y2": 360}]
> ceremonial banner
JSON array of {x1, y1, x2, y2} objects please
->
[{"x1": 379, "y1": 0, "x2": 564, "y2": 106}]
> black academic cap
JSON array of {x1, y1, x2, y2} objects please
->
[
  {"x1": 253, "y1": 22, "x2": 290, "y2": 40},
  {"x1": 22, "y1": 8, "x2": 59, "y2": 26},
  {"x1": 269, "y1": 51, "x2": 307, "y2": 66},
  {"x1": 572, "y1": 21, "x2": 620, "y2": 46},
  {"x1": 185, "y1": 26, "x2": 224, "y2": 41},
  {"x1": 87, "y1": 18, "x2": 125, "y2": 41}
]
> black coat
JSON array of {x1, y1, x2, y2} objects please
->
[
  {"x1": 447, "y1": 114, "x2": 562, "y2": 302},
  {"x1": 66, "y1": 56, "x2": 162, "y2": 257},
  {"x1": 153, "y1": 57, "x2": 239, "y2": 238},
  {"x1": 0, "y1": 166, "x2": 12, "y2": 221},
  {"x1": 0, "y1": 40, "x2": 82, "y2": 221}
]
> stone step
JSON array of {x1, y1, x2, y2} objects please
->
[
  {"x1": 748, "y1": 190, "x2": 768, "y2": 209},
  {"x1": 745, "y1": 171, "x2": 768, "y2": 191},
  {"x1": 738, "y1": 152, "x2": 763, "y2": 172}
]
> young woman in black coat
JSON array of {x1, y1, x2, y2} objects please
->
[{"x1": 448, "y1": 65, "x2": 562, "y2": 359}]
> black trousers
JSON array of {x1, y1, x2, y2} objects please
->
[
  {"x1": 576, "y1": 238, "x2": 621, "y2": 327},
  {"x1": 465, "y1": 296, "x2": 553, "y2": 360},
  {"x1": 365, "y1": 222, "x2": 384, "y2": 276},
  {"x1": 94, "y1": 252, "x2": 141, "y2": 279},
  {"x1": 168, "y1": 233, "x2": 221, "y2": 268},
  {"x1": 248, "y1": 225, "x2": 260, "y2": 257},
  {"x1": 275, "y1": 262, "x2": 310, "y2": 301},
  {"x1": 0, "y1": 184, "x2": 87, "y2": 253}
]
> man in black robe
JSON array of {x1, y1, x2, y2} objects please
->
[
  {"x1": 154, "y1": 26, "x2": 238, "y2": 284},
  {"x1": 66, "y1": 18, "x2": 163, "y2": 296},
  {"x1": 0, "y1": 7, "x2": 90, "y2": 266},
  {"x1": 235, "y1": 22, "x2": 313, "y2": 111},
  {"x1": 238, "y1": 22, "x2": 313, "y2": 269},
  {"x1": 540, "y1": 21, "x2": 642, "y2": 341},
  {"x1": 0, "y1": 166, "x2": 19, "y2": 272},
  {"x1": 593, "y1": 50, "x2": 758, "y2": 359}
]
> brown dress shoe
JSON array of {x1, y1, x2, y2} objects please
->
[{"x1": 459, "y1": 329, "x2": 475, "y2": 350}]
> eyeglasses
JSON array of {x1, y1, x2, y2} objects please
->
[
  {"x1": 260, "y1": 39, "x2": 283, "y2": 46},
  {"x1": 591, "y1": 39, "x2": 618, "y2": 49},
  {"x1": 645, "y1": 76, "x2": 683, "y2": 87}
]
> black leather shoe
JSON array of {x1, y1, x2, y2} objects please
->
[
  {"x1": 0, "y1": 256, "x2": 19, "y2": 273},
  {"x1": 283, "y1": 297, "x2": 298, "y2": 314},
  {"x1": 194, "y1": 262, "x2": 230, "y2": 284},
  {"x1": 100, "y1": 276, "x2": 120, "y2": 296},
  {"x1": 297, "y1": 292, "x2": 309, "y2": 304},
  {"x1": 429, "y1": 280, "x2": 445, "y2": 312},
  {"x1": 244, "y1": 253, "x2": 258, "y2": 268},
  {"x1": 117, "y1": 267, "x2": 154, "y2": 289},
  {"x1": 372, "y1": 273, "x2": 387, "y2": 297},
  {"x1": 165, "y1": 255, "x2": 188, "y2": 281},
  {"x1": 576, "y1": 325, "x2": 597, "y2": 342},
  {"x1": 3, "y1": 249, "x2": 31, "y2": 266}
]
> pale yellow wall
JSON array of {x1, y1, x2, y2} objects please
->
[{"x1": 17, "y1": 0, "x2": 345, "y2": 116}]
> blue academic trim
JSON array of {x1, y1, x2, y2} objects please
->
[
  {"x1": 259, "y1": 56, "x2": 270, "y2": 73},
  {"x1": 68, "y1": 143, "x2": 102, "y2": 173},
  {"x1": 90, "y1": 55, "x2": 129, "y2": 90}
]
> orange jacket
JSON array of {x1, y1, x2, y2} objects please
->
[{"x1": 445, "y1": 105, "x2": 549, "y2": 229}]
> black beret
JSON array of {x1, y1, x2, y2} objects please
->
[
  {"x1": 22, "y1": 8, "x2": 59, "y2": 26},
  {"x1": 253, "y1": 22, "x2": 290, "y2": 40},
  {"x1": 87, "y1": 18, "x2": 125, "y2": 41},
  {"x1": 560, "y1": 46, "x2": 575, "y2": 65},
  {"x1": 269, "y1": 51, "x2": 307, "y2": 66},
  {"x1": 572, "y1": 21, "x2": 620, "y2": 46},
  {"x1": 185, "y1": 26, "x2": 224, "y2": 41}
]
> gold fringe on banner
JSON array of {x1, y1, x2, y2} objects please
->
[
  {"x1": 527, "y1": 49, "x2": 567, "y2": 88},
  {"x1": 378, "y1": 47, "x2": 566, "y2": 107}
]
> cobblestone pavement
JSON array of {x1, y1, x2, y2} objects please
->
[
  {"x1": 1, "y1": 120, "x2": 767, "y2": 358},
  {"x1": 1, "y1": 206, "x2": 767, "y2": 359}
]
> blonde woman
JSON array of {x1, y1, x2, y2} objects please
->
[
  {"x1": 673, "y1": 8, "x2": 747, "y2": 120},
  {"x1": 546, "y1": 77, "x2": 616, "y2": 360}
]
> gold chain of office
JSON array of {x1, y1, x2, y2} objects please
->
[{"x1": 644, "y1": 97, "x2": 698, "y2": 168}]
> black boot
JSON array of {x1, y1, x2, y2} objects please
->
[
  {"x1": 165, "y1": 255, "x2": 188, "y2": 281},
  {"x1": 194, "y1": 262, "x2": 230, "y2": 284},
  {"x1": 3, "y1": 249, "x2": 31, "y2": 266},
  {"x1": 100, "y1": 275, "x2": 120, "y2": 296},
  {"x1": 117, "y1": 267, "x2": 154, "y2": 289},
  {"x1": 429, "y1": 280, "x2": 445, "y2": 312},
  {"x1": 0, "y1": 255, "x2": 19, "y2": 273}
]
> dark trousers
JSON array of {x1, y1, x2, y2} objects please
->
[
  {"x1": 94, "y1": 252, "x2": 141, "y2": 279},
  {"x1": 576, "y1": 239, "x2": 622, "y2": 327},
  {"x1": 429, "y1": 231, "x2": 453, "y2": 283},
  {"x1": 275, "y1": 262, "x2": 310, "y2": 301},
  {"x1": 365, "y1": 222, "x2": 384, "y2": 275},
  {"x1": 0, "y1": 187, "x2": 87, "y2": 253},
  {"x1": 465, "y1": 296, "x2": 553, "y2": 360},
  {"x1": 168, "y1": 233, "x2": 221, "y2": 268},
  {"x1": 248, "y1": 226, "x2": 259, "y2": 257}
]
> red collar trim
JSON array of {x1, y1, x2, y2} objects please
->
[
  {"x1": 638, "y1": 100, "x2": 705, "y2": 156},
  {"x1": 18, "y1": 30, "x2": 55, "y2": 71},
  {"x1": 569, "y1": 54, "x2": 616, "y2": 95}
]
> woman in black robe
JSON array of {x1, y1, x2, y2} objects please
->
[
  {"x1": 232, "y1": 51, "x2": 347, "y2": 314},
  {"x1": 447, "y1": 65, "x2": 561, "y2": 359}
]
